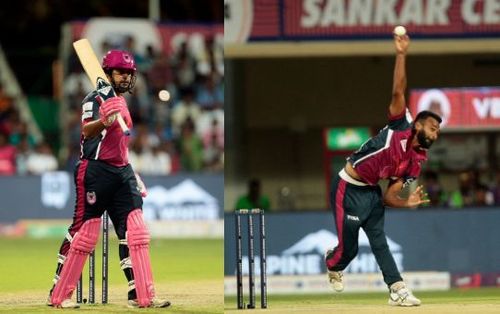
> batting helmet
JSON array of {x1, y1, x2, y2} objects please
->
[{"x1": 102, "y1": 50, "x2": 136, "y2": 72}]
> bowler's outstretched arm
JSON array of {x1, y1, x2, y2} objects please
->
[{"x1": 389, "y1": 35, "x2": 410, "y2": 117}]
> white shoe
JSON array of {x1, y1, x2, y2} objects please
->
[
  {"x1": 388, "y1": 281, "x2": 421, "y2": 306},
  {"x1": 325, "y1": 249, "x2": 344, "y2": 292},
  {"x1": 48, "y1": 297, "x2": 80, "y2": 308},
  {"x1": 127, "y1": 298, "x2": 171, "y2": 308},
  {"x1": 60, "y1": 299, "x2": 80, "y2": 308},
  {"x1": 46, "y1": 295, "x2": 80, "y2": 308},
  {"x1": 327, "y1": 269, "x2": 344, "y2": 292}
]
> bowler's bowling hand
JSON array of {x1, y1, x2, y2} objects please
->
[
  {"x1": 407, "y1": 185, "x2": 429, "y2": 208},
  {"x1": 394, "y1": 34, "x2": 410, "y2": 55}
]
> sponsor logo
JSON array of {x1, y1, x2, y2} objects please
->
[
  {"x1": 473, "y1": 97, "x2": 500, "y2": 119},
  {"x1": 241, "y1": 229, "x2": 403, "y2": 276},
  {"x1": 452, "y1": 274, "x2": 482, "y2": 288},
  {"x1": 417, "y1": 89, "x2": 450, "y2": 126},
  {"x1": 346, "y1": 214, "x2": 360, "y2": 221},
  {"x1": 86, "y1": 191, "x2": 97, "y2": 205},
  {"x1": 41, "y1": 171, "x2": 71, "y2": 210},
  {"x1": 97, "y1": 85, "x2": 112, "y2": 96},
  {"x1": 400, "y1": 139, "x2": 407, "y2": 152},
  {"x1": 142, "y1": 179, "x2": 220, "y2": 221},
  {"x1": 403, "y1": 176, "x2": 416, "y2": 188}
]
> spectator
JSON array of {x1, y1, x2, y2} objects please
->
[
  {"x1": 15, "y1": 135, "x2": 33, "y2": 175},
  {"x1": 421, "y1": 170, "x2": 447, "y2": 207},
  {"x1": 64, "y1": 67, "x2": 94, "y2": 109},
  {"x1": 147, "y1": 52, "x2": 174, "y2": 97},
  {"x1": 202, "y1": 117, "x2": 224, "y2": 150},
  {"x1": 449, "y1": 171, "x2": 475, "y2": 208},
  {"x1": 0, "y1": 132, "x2": 17, "y2": 175},
  {"x1": 171, "y1": 87, "x2": 201, "y2": 136},
  {"x1": 474, "y1": 183, "x2": 494, "y2": 207},
  {"x1": 172, "y1": 40, "x2": 197, "y2": 89},
  {"x1": 196, "y1": 35, "x2": 224, "y2": 77},
  {"x1": 178, "y1": 117, "x2": 203, "y2": 171},
  {"x1": 129, "y1": 133, "x2": 172, "y2": 176},
  {"x1": 138, "y1": 145, "x2": 172, "y2": 175},
  {"x1": 162, "y1": 140, "x2": 181, "y2": 174},
  {"x1": 9, "y1": 121, "x2": 36, "y2": 148},
  {"x1": 203, "y1": 133, "x2": 223, "y2": 172},
  {"x1": 196, "y1": 73, "x2": 224, "y2": 110},
  {"x1": 0, "y1": 85, "x2": 17, "y2": 135},
  {"x1": 235, "y1": 179, "x2": 271, "y2": 211},
  {"x1": 26, "y1": 142, "x2": 58, "y2": 174},
  {"x1": 492, "y1": 172, "x2": 500, "y2": 206},
  {"x1": 0, "y1": 83, "x2": 14, "y2": 119}
]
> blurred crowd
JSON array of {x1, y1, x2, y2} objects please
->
[
  {"x1": 421, "y1": 170, "x2": 500, "y2": 209},
  {"x1": 0, "y1": 34, "x2": 223, "y2": 176},
  {"x1": 64, "y1": 35, "x2": 224, "y2": 175},
  {"x1": 0, "y1": 83, "x2": 58, "y2": 175}
]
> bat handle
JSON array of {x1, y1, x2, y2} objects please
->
[{"x1": 116, "y1": 114, "x2": 130, "y2": 136}]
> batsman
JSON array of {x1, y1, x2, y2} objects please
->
[
  {"x1": 47, "y1": 49, "x2": 170, "y2": 308},
  {"x1": 324, "y1": 34, "x2": 441, "y2": 306}
]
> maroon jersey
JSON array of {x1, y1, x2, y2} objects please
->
[
  {"x1": 80, "y1": 91, "x2": 132, "y2": 166},
  {"x1": 347, "y1": 109, "x2": 427, "y2": 186}
]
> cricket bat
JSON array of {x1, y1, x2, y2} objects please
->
[{"x1": 72, "y1": 38, "x2": 130, "y2": 136}]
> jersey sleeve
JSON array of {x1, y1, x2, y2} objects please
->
[
  {"x1": 81, "y1": 94, "x2": 99, "y2": 125},
  {"x1": 387, "y1": 108, "x2": 413, "y2": 131},
  {"x1": 403, "y1": 154, "x2": 427, "y2": 188}
]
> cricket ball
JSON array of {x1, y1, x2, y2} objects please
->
[
  {"x1": 394, "y1": 25, "x2": 406, "y2": 36},
  {"x1": 158, "y1": 90, "x2": 170, "y2": 102}
]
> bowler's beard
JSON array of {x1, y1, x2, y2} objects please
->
[{"x1": 417, "y1": 130, "x2": 434, "y2": 149}]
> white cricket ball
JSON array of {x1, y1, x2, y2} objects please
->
[
  {"x1": 394, "y1": 25, "x2": 406, "y2": 36},
  {"x1": 158, "y1": 90, "x2": 170, "y2": 101}
]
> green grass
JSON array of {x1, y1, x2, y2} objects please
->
[
  {"x1": 225, "y1": 288, "x2": 500, "y2": 313},
  {"x1": 0, "y1": 237, "x2": 223, "y2": 313}
]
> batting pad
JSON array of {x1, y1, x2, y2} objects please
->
[
  {"x1": 127, "y1": 209, "x2": 155, "y2": 307},
  {"x1": 51, "y1": 218, "x2": 101, "y2": 306}
]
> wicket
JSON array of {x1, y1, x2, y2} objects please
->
[
  {"x1": 76, "y1": 212, "x2": 109, "y2": 304},
  {"x1": 235, "y1": 208, "x2": 267, "y2": 309}
]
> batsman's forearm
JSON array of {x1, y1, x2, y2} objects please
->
[{"x1": 82, "y1": 120, "x2": 106, "y2": 138}]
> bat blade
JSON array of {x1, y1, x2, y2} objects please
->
[
  {"x1": 73, "y1": 39, "x2": 109, "y2": 89},
  {"x1": 72, "y1": 39, "x2": 130, "y2": 136}
]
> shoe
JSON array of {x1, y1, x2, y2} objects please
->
[
  {"x1": 60, "y1": 299, "x2": 80, "y2": 308},
  {"x1": 388, "y1": 281, "x2": 421, "y2": 306},
  {"x1": 325, "y1": 249, "x2": 344, "y2": 292},
  {"x1": 127, "y1": 298, "x2": 171, "y2": 308},
  {"x1": 48, "y1": 298, "x2": 80, "y2": 308},
  {"x1": 46, "y1": 293, "x2": 80, "y2": 308},
  {"x1": 327, "y1": 269, "x2": 344, "y2": 292}
]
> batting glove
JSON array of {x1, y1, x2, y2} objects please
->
[{"x1": 99, "y1": 96, "x2": 125, "y2": 127}]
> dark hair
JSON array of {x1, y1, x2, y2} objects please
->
[
  {"x1": 249, "y1": 178, "x2": 260, "y2": 188},
  {"x1": 415, "y1": 110, "x2": 442, "y2": 124}
]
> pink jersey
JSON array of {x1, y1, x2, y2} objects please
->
[
  {"x1": 80, "y1": 91, "x2": 132, "y2": 167},
  {"x1": 348, "y1": 109, "x2": 427, "y2": 186}
]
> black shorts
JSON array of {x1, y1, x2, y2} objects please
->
[{"x1": 71, "y1": 159, "x2": 143, "y2": 236}]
